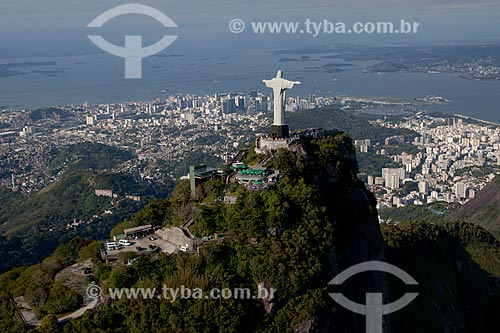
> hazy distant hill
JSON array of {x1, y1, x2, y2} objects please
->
[
  {"x1": 288, "y1": 107, "x2": 418, "y2": 144},
  {"x1": 449, "y1": 175, "x2": 500, "y2": 239},
  {"x1": 29, "y1": 107, "x2": 72, "y2": 122},
  {"x1": 49, "y1": 142, "x2": 134, "y2": 173}
]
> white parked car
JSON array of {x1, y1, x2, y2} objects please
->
[{"x1": 106, "y1": 242, "x2": 119, "y2": 251}]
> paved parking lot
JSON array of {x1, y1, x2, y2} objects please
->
[{"x1": 105, "y1": 234, "x2": 178, "y2": 257}]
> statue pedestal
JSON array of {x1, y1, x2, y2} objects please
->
[{"x1": 271, "y1": 125, "x2": 289, "y2": 139}]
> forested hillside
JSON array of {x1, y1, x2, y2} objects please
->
[
  {"x1": 449, "y1": 175, "x2": 500, "y2": 239},
  {"x1": 0, "y1": 170, "x2": 172, "y2": 273}
]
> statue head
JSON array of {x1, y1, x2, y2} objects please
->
[{"x1": 276, "y1": 70, "x2": 283, "y2": 78}]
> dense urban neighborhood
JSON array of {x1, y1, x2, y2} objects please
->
[{"x1": 2, "y1": 92, "x2": 499, "y2": 216}]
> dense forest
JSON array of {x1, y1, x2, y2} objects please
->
[{"x1": 383, "y1": 221, "x2": 500, "y2": 332}]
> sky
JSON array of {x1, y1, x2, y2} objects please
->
[{"x1": 0, "y1": 0, "x2": 499, "y2": 57}]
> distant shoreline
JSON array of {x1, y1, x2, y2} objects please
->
[{"x1": 453, "y1": 114, "x2": 500, "y2": 127}]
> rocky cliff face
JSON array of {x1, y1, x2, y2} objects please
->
[
  {"x1": 291, "y1": 130, "x2": 391, "y2": 333},
  {"x1": 328, "y1": 188, "x2": 390, "y2": 333}
]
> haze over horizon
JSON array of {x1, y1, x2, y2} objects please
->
[{"x1": 1, "y1": 0, "x2": 500, "y2": 58}]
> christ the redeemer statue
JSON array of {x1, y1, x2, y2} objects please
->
[{"x1": 263, "y1": 70, "x2": 301, "y2": 139}]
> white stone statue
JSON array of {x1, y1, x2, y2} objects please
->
[{"x1": 263, "y1": 70, "x2": 301, "y2": 126}]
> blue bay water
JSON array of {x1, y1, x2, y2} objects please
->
[{"x1": 0, "y1": 48, "x2": 499, "y2": 122}]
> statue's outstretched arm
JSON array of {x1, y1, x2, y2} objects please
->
[{"x1": 282, "y1": 79, "x2": 301, "y2": 89}]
